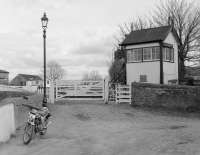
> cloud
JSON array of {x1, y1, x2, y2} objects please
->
[
  {"x1": 0, "y1": 0, "x2": 168, "y2": 80},
  {"x1": 73, "y1": 42, "x2": 112, "y2": 56}
]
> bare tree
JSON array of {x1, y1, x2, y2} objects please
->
[
  {"x1": 82, "y1": 70, "x2": 103, "y2": 81},
  {"x1": 42, "y1": 60, "x2": 65, "y2": 82},
  {"x1": 114, "y1": 17, "x2": 153, "y2": 49},
  {"x1": 152, "y1": 0, "x2": 200, "y2": 80}
]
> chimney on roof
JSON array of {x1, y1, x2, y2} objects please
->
[
  {"x1": 130, "y1": 22, "x2": 134, "y2": 32},
  {"x1": 168, "y1": 15, "x2": 174, "y2": 28}
]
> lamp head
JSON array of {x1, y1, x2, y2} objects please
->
[{"x1": 41, "y1": 12, "x2": 48, "y2": 29}]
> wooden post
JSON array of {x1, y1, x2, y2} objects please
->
[
  {"x1": 104, "y1": 77, "x2": 109, "y2": 104},
  {"x1": 49, "y1": 81, "x2": 55, "y2": 104},
  {"x1": 129, "y1": 85, "x2": 132, "y2": 104},
  {"x1": 102, "y1": 79, "x2": 105, "y2": 100},
  {"x1": 55, "y1": 83, "x2": 58, "y2": 100},
  {"x1": 115, "y1": 84, "x2": 118, "y2": 104}
]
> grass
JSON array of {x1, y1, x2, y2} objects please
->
[{"x1": 0, "y1": 91, "x2": 33, "y2": 106}]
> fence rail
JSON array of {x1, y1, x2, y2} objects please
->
[{"x1": 115, "y1": 85, "x2": 131, "y2": 104}]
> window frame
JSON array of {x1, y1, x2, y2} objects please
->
[
  {"x1": 163, "y1": 46, "x2": 174, "y2": 63},
  {"x1": 170, "y1": 48, "x2": 174, "y2": 63},
  {"x1": 127, "y1": 48, "x2": 142, "y2": 63},
  {"x1": 126, "y1": 46, "x2": 161, "y2": 63},
  {"x1": 143, "y1": 47, "x2": 152, "y2": 61},
  {"x1": 152, "y1": 47, "x2": 160, "y2": 60}
]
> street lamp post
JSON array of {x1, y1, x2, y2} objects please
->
[{"x1": 41, "y1": 12, "x2": 48, "y2": 106}]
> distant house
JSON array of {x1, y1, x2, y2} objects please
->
[
  {"x1": 120, "y1": 25, "x2": 179, "y2": 85},
  {"x1": 10, "y1": 74, "x2": 42, "y2": 86},
  {"x1": 0, "y1": 70, "x2": 9, "y2": 85}
]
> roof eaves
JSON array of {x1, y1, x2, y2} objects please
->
[
  {"x1": 0, "y1": 70, "x2": 9, "y2": 73},
  {"x1": 120, "y1": 40, "x2": 162, "y2": 46},
  {"x1": 120, "y1": 26, "x2": 172, "y2": 47}
]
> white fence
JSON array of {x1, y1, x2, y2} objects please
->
[
  {"x1": 115, "y1": 85, "x2": 132, "y2": 104},
  {"x1": 0, "y1": 85, "x2": 24, "y2": 92},
  {"x1": 37, "y1": 87, "x2": 50, "y2": 97},
  {"x1": 0, "y1": 104, "x2": 15, "y2": 142},
  {"x1": 0, "y1": 85, "x2": 40, "y2": 93}
]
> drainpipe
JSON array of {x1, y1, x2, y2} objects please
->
[{"x1": 159, "y1": 41, "x2": 164, "y2": 84}]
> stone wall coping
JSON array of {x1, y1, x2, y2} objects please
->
[{"x1": 132, "y1": 82, "x2": 200, "y2": 89}]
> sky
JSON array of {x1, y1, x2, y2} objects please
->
[{"x1": 0, "y1": 0, "x2": 196, "y2": 80}]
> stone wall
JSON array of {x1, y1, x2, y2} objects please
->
[
  {"x1": 0, "y1": 94, "x2": 42, "y2": 142},
  {"x1": 132, "y1": 83, "x2": 200, "y2": 111},
  {"x1": 0, "y1": 91, "x2": 32, "y2": 103},
  {"x1": 0, "y1": 94, "x2": 41, "y2": 127}
]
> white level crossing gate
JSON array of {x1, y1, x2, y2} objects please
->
[
  {"x1": 55, "y1": 80, "x2": 105, "y2": 100},
  {"x1": 115, "y1": 85, "x2": 132, "y2": 104},
  {"x1": 48, "y1": 79, "x2": 132, "y2": 104}
]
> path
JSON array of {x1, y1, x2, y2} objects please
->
[{"x1": 1, "y1": 100, "x2": 200, "y2": 155}]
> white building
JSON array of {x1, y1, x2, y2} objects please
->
[{"x1": 120, "y1": 26, "x2": 179, "y2": 85}]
